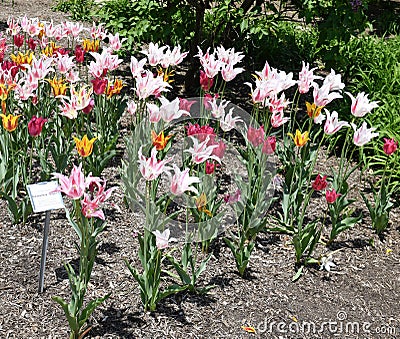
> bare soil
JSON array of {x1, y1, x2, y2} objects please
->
[{"x1": 0, "y1": 1, "x2": 400, "y2": 338}]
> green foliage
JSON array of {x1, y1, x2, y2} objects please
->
[
  {"x1": 95, "y1": 0, "x2": 195, "y2": 51},
  {"x1": 339, "y1": 35, "x2": 400, "y2": 186},
  {"x1": 165, "y1": 242, "x2": 214, "y2": 294},
  {"x1": 53, "y1": 0, "x2": 95, "y2": 21}
]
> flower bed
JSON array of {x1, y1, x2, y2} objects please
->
[{"x1": 0, "y1": 13, "x2": 399, "y2": 338}]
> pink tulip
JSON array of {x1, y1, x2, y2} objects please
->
[
  {"x1": 224, "y1": 189, "x2": 241, "y2": 204},
  {"x1": 52, "y1": 163, "x2": 98, "y2": 200},
  {"x1": 312, "y1": 174, "x2": 328, "y2": 191},
  {"x1": 179, "y1": 98, "x2": 196, "y2": 112},
  {"x1": 298, "y1": 61, "x2": 321, "y2": 94},
  {"x1": 323, "y1": 109, "x2": 349, "y2": 135},
  {"x1": 13, "y1": 34, "x2": 24, "y2": 48},
  {"x1": 220, "y1": 108, "x2": 243, "y2": 132},
  {"x1": 323, "y1": 69, "x2": 345, "y2": 92},
  {"x1": 221, "y1": 63, "x2": 244, "y2": 82},
  {"x1": 75, "y1": 45, "x2": 85, "y2": 63},
  {"x1": 383, "y1": 138, "x2": 398, "y2": 155},
  {"x1": 185, "y1": 136, "x2": 221, "y2": 164},
  {"x1": 91, "y1": 78, "x2": 108, "y2": 95},
  {"x1": 130, "y1": 55, "x2": 147, "y2": 78},
  {"x1": 346, "y1": 92, "x2": 379, "y2": 118},
  {"x1": 200, "y1": 70, "x2": 214, "y2": 91},
  {"x1": 152, "y1": 229, "x2": 176, "y2": 249},
  {"x1": 262, "y1": 136, "x2": 276, "y2": 155},
  {"x1": 313, "y1": 83, "x2": 342, "y2": 107},
  {"x1": 326, "y1": 189, "x2": 341, "y2": 204},
  {"x1": 211, "y1": 140, "x2": 226, "y2": 159},
  {"x1": 135, "y1": 70, "x2": 171, "y2": 100},
  {"x1": 28, "y1": 116, "x2": 47, "y2": 137},
  {"x1": 142, "y1": 42, "x2": 167, "y2": 66},
  {"x1": 108, "y1": 32, "x2": 127, "y2": 52},
  {"x1": 205, "y1": 160, "x2": 216, "y2": 174},
  {"x1": 138, "y1": 146, "x2": 171, "y2": 181},
  {"x1": 168, "y1": 164, "x2": 200, "y2": 196},
  {"x1": 271, "y1": 111, "x2": 290, "y2": 128},
  {"x1": 81, "y1": 194, "x2": 105, "y2": 220},
  {"x1": 351, "y1": 122, "x2": 379, "y2": 146},
  {"x1": 158, "y1": 96, "x2": 190, "y2": 122},
  {"x1": 247, "y1": 125, "x2": 265, "y2": 147}
]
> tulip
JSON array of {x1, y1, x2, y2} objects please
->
[
  {"x1": 82, "y1": 98, "x2": 95, "y2": 114},
  {"x1": 185, "y1": 136, "x2": 221, "y2": 164},
  {"x1": 262, "y1": 136, "x2": 276, "y2": 155},
  {"x1": 312, "y1": 174, "x2": 328, "y2": 191},
  {"x1": 326, "y1": 189, "x2": 341, "y2": 204},
  {"x1": 323, "y1": 109, "x2": 349, "y2": 135},
  {"x1": 195, "y1": 192, "x2": 212, "y2": 216},
  {"x1": 74, "y1": 44, "x2": 85, "y2": 63},
  {"x1": 167, "y1": 164, "x2": 200, "y2": 196},
  {"x1": 0, "y1": 113, "x2": 21, "y2": 132},
  {"x1": 52, "y1": 163, "x2": 99, "y2": 200},
  {"x1": 138, "y1": 146, "x2": 171, "y2": 181},
  {"x1": 287, "y1": 129, "x2": 310, "y2": 147},
  {"x1": 211, "y1": 140, "x2": 226, "y2": 159},
  {"x1": 383, "y1": 138, "x2": 398, "y2": 156},
  {"x1": 151, "y1": 130, "x2": 173, "y2": 151},
  {"x1": 200, "y1": 70, "x2": 214, "y2": 91},
  {"x1": 351, "y1": 122, "x2": 379, "y2": 147},
  {"x1": 205, "y1": 160, "x2": 215, "y2": 174},
  {"x1": 73, "y1": 135, "x2": 97, "y2": 157},
  {"x1": 13, "y1": 34, "x2": 24, "y2": 48},
  {"x1": 28, "y1": 116, "x2": 47, "y2": 137},
  {"x1": 91, "y1": 78, "x2": 108, "y2": 95},
  {"x1": 247, "y1": 125, "x2": 265, "y2": 147},
  {"x1": 346, "y1": 92, "x2": 379, "y2": 118},
  {"x1": 152, "y1": 229, "x2": 176, "y2": 249}
]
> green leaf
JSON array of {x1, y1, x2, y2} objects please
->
[
  {"x1": 292, "y1": 266, "x2": 304, "y2": 282},
  {"x1": 78, "y1": 293, "x2": 111, "y2": 328},
  {"x1": 52, "y1": 296, "x2": 79, "y2": 333}
]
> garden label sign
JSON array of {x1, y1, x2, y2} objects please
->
[{"x1": 27, "y1": 181, "x2": 64, "y2": 293}]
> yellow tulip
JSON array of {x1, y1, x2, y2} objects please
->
[
  {"x1": 306, "y1": 101, "x2": 323, "y2": 119},
  {"x1": 73, "y1": 135, "x2": 97, "y2": 157},
  {"x1": 0, "y1": 113, "x2": 21, "y2": 132},
  {"x1": 287, "y1": 129, "x2": 310, "y2": 147},
  {"x1": 46, "y1": 76, "x2": 68, "y2": 97}
]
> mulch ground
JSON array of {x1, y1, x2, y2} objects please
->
[{"x1": 0, "y1": 1, "x2": 400, "y2": 338}]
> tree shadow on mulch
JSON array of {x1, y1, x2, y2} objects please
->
[
  {"x1": 89, "y1": 306, "x2": 146, "y2": 338},
  {"x1": 90, "y1": 291, "x2": 217, "y2": 337}
]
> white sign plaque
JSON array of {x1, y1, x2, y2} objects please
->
[{"x1": 27, "y1": 181, "x2": 65, "y2": 213}]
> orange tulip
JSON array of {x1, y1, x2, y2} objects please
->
[
  {"x1": 73, "y1": 135, "x2": 97, "y2": 157},
  {"x1": 151, "y1": 130, "x2": 173, "y2": 151},
  {"x1": 106, "y1": 78, "x2": 124, "y2": 98},
  {"x1": 0, "y1": 113, "x2": 21, "y2": 132}
]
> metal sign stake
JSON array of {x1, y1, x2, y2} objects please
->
[{"x1": 38, "y1": 210, "x2": 51, "y2": 293}]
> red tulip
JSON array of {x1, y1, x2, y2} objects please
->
[
  {"x1": 28, "y1": 116, "x2": 47, "y2": 137},
  {"x1": 312, "y1": 174, "x2": 328, "y2": 191},
  {"x1": 326, "y1": 189, "x2": 341, "y2": 204},
  {"x1": 383, "y1": 138, "x2": 398, "y2": 156}
]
